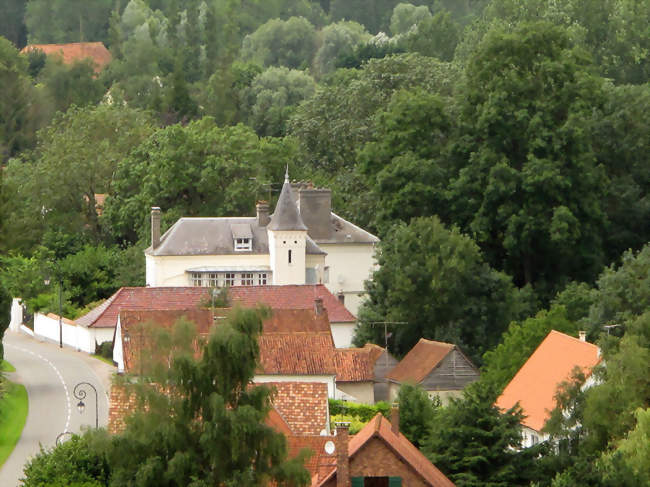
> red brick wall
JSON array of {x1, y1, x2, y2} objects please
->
[
  {"x1": 322, "y1": 438, "x2": 429, "y2": 487},
  {"x1": 108, "y1": 384, "x2": 137, "y2": 434}
]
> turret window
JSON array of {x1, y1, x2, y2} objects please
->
[
  {"x1": 234, "y1": 238, "x2": 252, "y2": 251},
  {"x1": 288, "y1": 249, "x2": 292, "y2": 264}
]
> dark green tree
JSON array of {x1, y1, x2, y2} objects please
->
[
  {"x1": 403, "y1": 9, "x2": 460, "y2": 61},
  {"x1": 25, "y1": 0, "x2": 113, "y2": 44},
  {"x1": 109, "y1": 308, "x2": 311, "y2": 486},
  {"x1": 354, "y1": 216, "x2": 521, "y2": 361},
  {"x1": 38, "y1": 57, "x2": 105, "y2": 114},
  {"x1": 450, "y1": 21, "x2": 607, "y2": 299},
  {"x1": 423, "y1": 381, "x2": 543, "y2": 486},
  {"x1": 397, "y1": 383, "x2": 439, "y2": 448},
  {"x1": 0, "y1": 0, "x2": 27, "y2": 48}
]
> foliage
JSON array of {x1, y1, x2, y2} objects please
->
[
  {"x1": 355, "y1": 216, "x2": 521, "y2": 362},
  {"x1": 450, "y1": 21, "x2": 608, "y2": 299},
  {"x1": 328, "y1": 398, "x2": 390, "y2": 421},
  {"x1": 21, "y1": 431, "x2": 110, "y2": 487},
  {"x1": 106, "y1": 118, "x2": 298, "y2": 244},
  {"x1": 312, "y1": 21, "x2": 371, "y2": 78},
  {"x1": 402, "y1": 9, "x2": 460, "y2": 61},
  {"x1": 329, "y1": 414, "x2": 368, "y2": 434},
  {"x1": 389, "y1": 3, "x2": 431, "y2": 35},
  {"x1": 240, "y1": 16, "x2": 317, "y2": 69},
  {"x1": 481, "y1": 306, "x2": 580, "y2": 392},
  {"x1": 0, "y1": 0, "x2": 27, "y2": 48},
  {"x1": 599, "y1": 408, "x2": 650, "y2": 484},
  {"x1": 423, "y1": 380, "x2": 544, "y2": 487},
  {"x1": 37, "y1": 57, "x2": 104, "y2": 114},
  {"x1": 242, "y1": 66, "x2": 316, "y2": 137},
  {"x1": 397, "y1": 383, "x2": 439, "y2": 448},
  {"x1": 109, "y1": 309, "x2": 311, "y2": 486},
  {"x1": 0, "y1": 382, "x2": 28, "y2": 469}
]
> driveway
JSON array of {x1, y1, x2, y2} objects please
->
[{"x1": 0, "y1": 331, "x2": 115, "y2": 486}]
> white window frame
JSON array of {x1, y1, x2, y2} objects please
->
[
  {"x1": 241, "y1": 273, "x2": 254, "y2": 286},
  {"x1": 234, "y1": 238, "x2": 252, "y2": 251},
  {"x1": 190, "y1": 272, "x2": 203, "y2": 287},
  {"x1": 257, "y1": 273, "x2": 268, "y2": 285}
]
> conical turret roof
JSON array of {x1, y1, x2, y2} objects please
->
[{"x1": 268, "y1": 170, "x2": 308, "y2": 231}]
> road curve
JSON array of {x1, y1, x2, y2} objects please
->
[{"x1": 0, "y1": 331, "x2": 114, "y2": 487}]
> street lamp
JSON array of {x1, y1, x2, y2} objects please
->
[
  {"x1": 44, "y1": 266, "x2": 63, "y2": 348},
  {"x1": 73, "y1": 382, "x2": 98, "y2": 429}
]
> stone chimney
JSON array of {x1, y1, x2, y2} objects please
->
[
  {"x1": 298, "y1": 187, "x2": 332, "y2": 240},
  {"x1": 335, "y1": 422, "x2": 350, "y2": 487},
  {"x1": 151, "y1": 207, "x2": 161, "y2": 249},
  {"x1": 391, "y1": 403, "x2": 400, "y2": 435},
  {"x1": 314, "y1": 297, "x2": 324, "y2": 316},
  {"x1": 579, "y1": 331, "x2": 587, "y2": 342},
  {"x1": 256, "y1": 201, "x2": 270, "y2": 227}
]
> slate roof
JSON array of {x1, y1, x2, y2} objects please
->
[
  {"x1": 268, "y1": 176, "x2": 308, "y2": 231},
  {"x1": 76, "y1": 284, "x2": 355, "y2": 329},
  {"x1": 146, "y1": 217, "x2": 324, "y2": 256},
  {"x1": 21, "y1": 42, "x2": 112, "y2": 72},
  {"x1": 315, "y1": 413, "x2": 455, "y2": 487},
  {"x1": 496, "y1": 330, "x2": 601, "y2": 432},
  {"x1": 386, "y1": 339, "x2": 462, "y2": 384}
]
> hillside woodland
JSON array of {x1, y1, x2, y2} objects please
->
[{"x1": 1, "y1": 0, "x2": 649, "y2": 485}]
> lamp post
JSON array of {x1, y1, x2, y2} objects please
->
[
  {"x1": 44, "y1": 267, "x2": 63, "y2": 348},
  {"x1": 73, "y1": 382, "x2": 98, "y2": 429},
  {"x1": 56, "y1": 431, "x2": 73, "y2": 445}
]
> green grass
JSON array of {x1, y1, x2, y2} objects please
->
[
  {"x1": 91, "y1": 354, "x2": 116, "y2": 367},
  {"x1": 1, "y1": 360, "x2": 16, "y2": 373},
  {"x1": 0, "y1": 381, "x2": 29, "y2": 468}
]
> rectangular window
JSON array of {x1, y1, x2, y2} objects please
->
[
  {"x1": 305, "y1": 268, "x2": 317, "y2": 284},
  {"x1": 257, "y1": 273, "x2": 267, "y2": 285},
  {"x1": 288, "y1": 249, "x2": 292, "y2": 264},
  {"x1": 241, "y1": 273, "x2": 254, "y2": 286},
  {"x1": 234, "y1": 238, "x2": 252, "y2": 251},
  {"x1": 323, "y1": 266, "x2": 330, "y2": 284},
  {"x1": 224, "y1": 273, "x2": 235, "y2": 286},
  {"x1": 206, "y1": 273, "x2": 219, "y2": 287},
  {"x1": 190, "y1": 272, "x2": 202, "y2": 287}
]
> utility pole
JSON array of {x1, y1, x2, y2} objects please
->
[{"x1": 361, "y1": 321, "x2": 409, "y2": 369}]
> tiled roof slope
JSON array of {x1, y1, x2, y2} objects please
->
[
  {"x1": 259, "y1": 334, "x2": 338, "y2": 376},
  {"x1": 77, "y1": 285, "x2": 355, "y2": 329},
  {"x1": 316, "y1": 413, "x2": 455, "y2": 487},
  {"x1": 496, "y1": 330, "x2": 601, "y2": 432},
  {"x1": 386, "y1": 338, "x2": 455, "y2": 383},
  {"x1": 264, "y1": 382, "x2": 329, "y2": 436},
  {"x1": 21, "y1": 42, "x2": 111, "y2": 72}
]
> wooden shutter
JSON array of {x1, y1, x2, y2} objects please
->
[
  {"x1": 388, "y1": 477, "x2": 402, "y2": 487},
  {"x1": 351, "y1": 477, "x2": 364, "y2": 487}
]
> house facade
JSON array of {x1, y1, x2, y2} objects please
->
[
  {"x1": 386, "y1": 339, "x2": 479, "y2": 405},
  {"x1": 145, "y1": 172, "x2": 379, "y2": 318}
]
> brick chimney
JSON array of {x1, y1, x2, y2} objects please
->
[
  {"x1": 256, "y1": 201, "x2": 270, "y2": 227},
  {"x1": 335, "y1": 422, "x2": 350, "y2": 487},
  {"x1": 391, "y1": 403, "x2": 400, "y2": 435},
  {"x1": 579, "y1": 331, "x2": 587, "y2": 342},
  {"x1": 298, "y1": 187, "x2": 332, "y2": 240},
  {"x1": 151, "y1": 207, "x2": 161, "y2": 249},
  {"x1": 314, "y1": 297, "x2": 324, "y2": 316}
]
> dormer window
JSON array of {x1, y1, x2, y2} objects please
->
[
  {"x1": 230, "y1": 223, "x2": 253, "y2": 252},
  {"x1": 234, "y1": 238, "x2": 252, "y2": 251}
]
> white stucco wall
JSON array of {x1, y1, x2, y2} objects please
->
[
  {"x1": 336, "y1": 382, "x2": 374, "y2": 404},
  {"x1": 331, "y1": 322, "x2": 356, "y2": 348},
  {"x1": 34, "y1": 313, "x2": 113, "y2": 353},
  {"x1": 268, "y1": 230, "x2": 306, "y2": 285},
  {"x1": 521, "y1": 426, "x2": 549, "y2": 448},
  {"x1": 146, "y1": 253, "x2": 271, "y2": 286},
  {"x1": 9, "y1": 298, "x2": 23, "y2": 331},
  {"x1": 319, "y1": 243, "x2": 377, "y2": 316}
]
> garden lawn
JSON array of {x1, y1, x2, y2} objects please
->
[
  {"x1": 0, "y1": 374, "x2": 28, "y2": 468},
  {"x1": 1, "y1": 360, "x2": 16, "y2": 372}
]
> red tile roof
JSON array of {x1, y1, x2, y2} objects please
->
[
  {"x1": 288, "y1": 435, "x2": 336, "y2": 483},
  {"x1": 386, "y1": 338, "x2": 456, "y2": 383},
  {"x1": 78, "y1": 285, "x2": 354, "y2": 329},
  {"x1": 264, "y1": 382, "x2": 330, "y2": 436},
  {"x1": 21, "y1": 42, "x2": 112, "y2": 72},
  {"x1": 316, "y1": 414, "x2": 455, "y2": 487},
  {"x1": 495, "y1": 330, "x2": 601, "y2": 432}
]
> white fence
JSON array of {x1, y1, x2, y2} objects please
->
[{"x1": 33, "y1": 313, "x2": 113, "y2": 353}]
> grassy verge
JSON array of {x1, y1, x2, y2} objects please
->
[
  {"x1": 0, "y1": 380, "x2": 29, "y2": 468},
  {"x1": 1, "y1": 360, "x2": 16, "y2": 372},
  {"x1": 91, "y1": 354, "x2": 116, "y2": 367}
]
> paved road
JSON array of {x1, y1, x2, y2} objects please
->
[{"x1": 0, "y1": 331, "x2": 115, "y2": 486}]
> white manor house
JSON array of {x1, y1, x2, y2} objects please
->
[{"x1": 145, "y1": 172, "x2": 379, "y2": 316}]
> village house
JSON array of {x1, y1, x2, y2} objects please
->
[
  {"x1": 20, "y1": 42, "x2": 112, "y2": 73},
  {"x1": 144, "y1": 171, "x2": 379, "y2": 320},
  {"x1": 385, "y1": 339, "x2": 479, "y2": 404},
  {"x1": 74, "y1": 284, "x2": 356, "y2": 350},
  {"x1": 495, "y1": 330, "x2": 601, "y2": 448}
]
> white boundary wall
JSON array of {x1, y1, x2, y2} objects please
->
[
  {"x1": 9, "y1": 298, "x2": 23, "y2": 332},
  {"x1": 33, "y1": 313, "x2": 113, "y2": 353}
]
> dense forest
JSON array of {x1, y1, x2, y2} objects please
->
[{"x1": 1, "y1": 0, "x2": 649, "y2": 485}]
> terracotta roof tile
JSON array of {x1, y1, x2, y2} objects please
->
[
  {"x1": 386, "y1": 338, "x2": 455, "y2": 383},
  {"x1": 77, "y1": 285, "x2": 354, "y2": 329},
  {"x1": 495, "y1": 330, "x2": 601, "y2": 432},
  {"x1": 21, "y1": 42, "x2": 112, "y2": 72},
  {"x1": 259, "y1": 334, "x2": 338, "y2": 376},
  {"x1": 316, "y1": 414, "x2": 455, "y2": 487},
  {"x1": 264, "y1": 382, "x2": 329, "y2": 436}
]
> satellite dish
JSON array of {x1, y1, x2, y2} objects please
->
[
  {"x1": 324, "y1": 441, "x2": 336, "y2": 455},
  {"x1": 319, "y1": 429, "x2": 328, "y2": 436}
]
